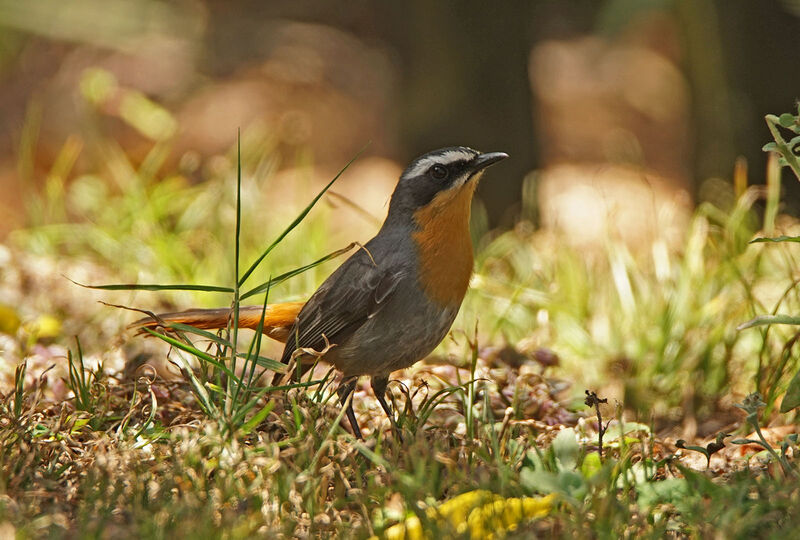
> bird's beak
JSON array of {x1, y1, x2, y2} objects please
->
[{"x1": 470, "y1": 151, "x2": 509, "y2": 173}]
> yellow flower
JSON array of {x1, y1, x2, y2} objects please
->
[{"x1": 376, "y1": 490, "x2": 555, "y2": 540}]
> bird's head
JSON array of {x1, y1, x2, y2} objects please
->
[{"x1": 386, "y1": 146, "x2": 508, "y2": 222}]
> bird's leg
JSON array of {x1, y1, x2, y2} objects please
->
[
  {"x1": 371, "y1": 375, "x2": 403, "y2": 441},
  {"x1": 337, "y1": 376, "x2": 363, "y2": 440}
]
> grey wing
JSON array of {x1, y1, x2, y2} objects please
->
[{"x1": 280, "y1": 252, "x2": 401, "y2": 365}]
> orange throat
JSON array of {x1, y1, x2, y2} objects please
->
[{"x1": 412, "y1": 181, "x2": 476, "y2": 308}]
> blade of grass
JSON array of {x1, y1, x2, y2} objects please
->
[
  {"x1": 750, "y1": 235, "x2": 800, "y2": 244},
  {"x1": 241, "y1": 242, "x2": 356, "y2": 300},
  {"x1": 169, "y1": 349, "x2": 218, "y2": 417},
  {"x1": 238, "y1": 144, "x2": 368, "y2": 287},
  {"x1": 74, "y1": 280, "x2": 233, "y2": 293},
  {"x1": 144, "y1": 327, "x2": 241, "y2": 383},
  {"x1": 239, "y1": 400, "x2": 275, "y2": 435},
  {"x1": 160, "y1": 323, "x2": 235, "y2": 349},
  {"x1": 230, "y1": 377, "x2": 326, "y2": 427},
  {"x1": 226, "y1": 130, "x2": 244, "y2": 419},
  {"x1": 737, "y1": 314, "x2": 800, "y2": 330},
  {"x1": 236, "y1": 353, "x2": 286, "y2": 373},
  {"x1": 235, "y1": 279, "x2": 273, "y2": 408},
  {"x1": 231, "y1": 285, "x2": 269, "y2": 410}
]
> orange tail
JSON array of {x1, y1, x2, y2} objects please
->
[{"x1": 131, "y1": 301, "x2": 305, "y2": 343}]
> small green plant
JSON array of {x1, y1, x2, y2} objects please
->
[
  {"x1": 676, "y1": 432, "x2": 729, "y2": 469},
  {"x1": 735, "y1": 106, "x2": 800, "y2": 414},
  {"x1": 66, "y1": 338, "x2": 95, "y2": 412},
  {"x1": 730, "y1": 392, "x2": 798, "y2": 478},
  {"x1": 763, "y1": 104, "x2": 800, "y2": 182}
]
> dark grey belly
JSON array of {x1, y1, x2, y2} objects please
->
[{"x1": 328, "y1": 283, "x2": 459, "y2": 378}]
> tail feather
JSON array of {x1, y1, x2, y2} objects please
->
[{"x1": 131, "y1": 301, "x2": 305, "y2": 343}]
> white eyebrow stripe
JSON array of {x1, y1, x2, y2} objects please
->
[{"x1": 404, "y1": 149, "x2": 476, "y2": 179}]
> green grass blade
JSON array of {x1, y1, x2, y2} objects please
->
[
  {"x1": 750, "y1": 235, "x2": 800, "y2": 244},
  {"x1": 173, "y1": 350, "x2": 218, "y2": 417},
  {"x1": 74, "y1": 281, "x2": 233, "y2": 293},
  {"x1": 238, "y1": 145, "x2": 367, "y2": 287},
  {"x1": 236, "y1": 282, "x2": 273, "y2": 410},
  {"x1": 227, "y1": 130, "x2": 244, "y2": 418},
  {"x1": 780, "y1": 369, "x2": 800, "y2": 413},
  {"x1": 230, "y1": 380, "x2": 323, "y2": 427},
  {"x1": 240, "y1": 243, "x2": 356, "y2": 300},
  {"x1": 239, "y1": 400, "x2": 275, "y2": 435},
  {"x1": 160, "y1": 323, "x2": 235, "y2": 349},
  {"x1": 144, "y1": 327, "x2": 241, "y2": 383},
  {"x1": 230, "y1": 387, "x2": 273, "y2": 427},
  {"x1": 737, "y1": 314, "x2": 800, "y2": 330},
  {"x1": 252, "y1": 380, "x2": 323, "y2": 394},
  {"x1": 235, "y1": 130, "x2": 242, "y2": 284},
  {"x1": 236, "y1": 353, "x2": 286, "y2": 373}
]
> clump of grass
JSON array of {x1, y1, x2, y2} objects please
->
[
  {"x1": 81, "y1": 137, "x2": 367, "y2": 437},
  {"x1": 465, "y1": 160, "x2": 800, "y2": 422},
  {"x1": 0, "y1": 331, "x2": 579, "y2": 537}
]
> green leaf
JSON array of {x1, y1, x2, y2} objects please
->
[
  {"x1": 730, "y1": 438, "x2": 760, "y2": 445},
  {"x1": 552, "y1": 428, "x2": 580, "y2": 470},
  {"x1": 580, "y1": 451, "x2": 602, "y2": 478},
  {"x1": 762, "y1": 142, "x2": 779, "y2": 153},
  {"x1": 750, "y1": 235, "x2": 800, "y2": 244},
  {"x1": 236, "y1": 352, "x2": 286, "y2": 373},
  {"x1": 678, "y1": 443, "x2": 708, "y2": 455},
  {"x1": 637, "y1": 478, "x2": 690, "y2": 510},
  {"x1": 520, "y1": 468, "x2": 561, "y2": 495},
  {"x1": 70, "y1": 417, "x2": 91, "y2": 432},
  {"x1": 239, "y1": 400, "x2": 275, "y2": 434},
  {"x1": 780, "y1": 368, "x2": 800, "y2": 413},
  {"x1": 166, "y1": 323, "x2": 234, "y2": 348},
  {"x1": 778, "y1": 113, "x2": 798, "y2": 128},
  {"x1": 737, "y1": 314, "x2": 800, "y2": 330},
  {"x1": 556, "y1": 470, "x2": 587, "y2": 499},
  {"x1": 206, "y1": 382, "x2": 226, "y2": 394}
]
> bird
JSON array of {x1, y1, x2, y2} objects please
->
[{"x1": 134, "y1": 146, "x2": 508, "y2": 438}]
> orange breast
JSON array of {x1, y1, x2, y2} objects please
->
[{"x1": 412, "y1": 182, "x2": 476, "y2": 308}]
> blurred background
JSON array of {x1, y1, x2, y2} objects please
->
[
  {"x1": 1, "y1": 0, "x2": 800, "y2": 425},
  {"x1": 1, "y1": 0, "x2": 799, "y2": 237}
]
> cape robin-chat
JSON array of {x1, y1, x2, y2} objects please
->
[{"x1": 135, "y1": 147, "x2": 508, "y2": 438}]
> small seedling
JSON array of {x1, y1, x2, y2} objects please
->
[
  {"x1": 66, "y1": 337, "x2": 95, "y2": 412},
  {"x1": 676, "y1": 432, "x2": 729, "y2": 469}
]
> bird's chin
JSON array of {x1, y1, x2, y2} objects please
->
[{"x1": 465, "y1": 170, "x2": 486, "y2": 187}]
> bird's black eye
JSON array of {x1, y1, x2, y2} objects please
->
[{"x1": 430, "y1": 164, "x2": 449, "y2": 180}]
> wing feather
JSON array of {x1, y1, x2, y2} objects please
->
[{"x1": 280, "y1": 250, "x2": 401, "y2": 364}]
